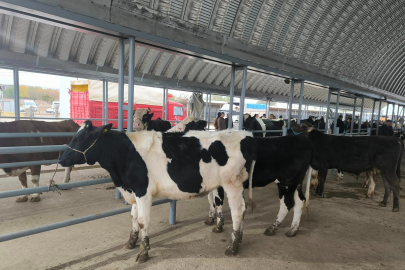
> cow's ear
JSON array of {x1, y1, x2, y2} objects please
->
[
  {"x1": 96, "y1": 123, "x2": 113, "y2": 136},
  {"x1": 148, "y1": 113, "x2": 154, "y2": 120}
]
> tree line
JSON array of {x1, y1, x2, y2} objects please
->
[{"x1": 3, "y1": 85, "x2": 59, "y2": 103}]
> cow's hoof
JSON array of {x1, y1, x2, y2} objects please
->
[
  {"x1": 264, "y1": 226, "x2": 277, "y2": 236},
  {"x1": 123, "y1": 231, "x2": 139, "y2": 249},
  {"x1": 212, "y1": 225, "x2": 223, "y2": 233},
  {"x1": 392, "y1": 207, "x2": 399, "y2": 212},
  {"x1": 285, "y1": 230, "x2": 297, "y2": 237},
  {"x1": 135, "y1": 253, "x2": 149, "y2": 264},
  {"x1": 204, "y1": 217, "x2": 215, "y2": 226},
  {"x1": 225, "y1": 232, "x2": 241, "y2": 256},
  {"x1": 379, "y1": 201, "x2": 387, "y2": 207},
  {"x1": 15, "y1": 195, "x2": 29, "y2": 202},
  {"x1": 30, "y1": 196, "x2": 41, "y2": 202},
  {"x1": 366, "y1": 192, "x2": 373, "y2": 199}
]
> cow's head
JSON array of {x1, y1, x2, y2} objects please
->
[
  {"x1": 133, "y1": 108, "x2": 153, "y2": 131},
  {"x1": 59, "y1": 121, "x2": 112, "y2": 167},
  {"x1": 243, "y1": 114, "x2": 254, "y2": 130},
  {"x1": 289, "y1": 122, "x2": 311, "y2": 137}
]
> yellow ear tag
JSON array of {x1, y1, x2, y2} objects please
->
[
  {"x1": 102, "y1": 129, "x2": 108, "y2": 133},
  {"x1": 307, "y1": 129, "x2": 312, "y2": 132}
]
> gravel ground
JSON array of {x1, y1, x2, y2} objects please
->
[{"x1": 0, "y1": 161, "x2": 405, "y2": 270}]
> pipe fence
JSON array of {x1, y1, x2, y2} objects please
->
[{"x1": 0, "y1": 132, "x2": 176, "y2": 243}]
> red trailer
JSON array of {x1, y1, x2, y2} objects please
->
[{"x1": 69, "y1": 80, "x2": 186, "y2": 129}]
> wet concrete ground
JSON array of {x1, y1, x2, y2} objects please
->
[{"x1": 0, "y1": 162, "x2": 405, "y2": 270}]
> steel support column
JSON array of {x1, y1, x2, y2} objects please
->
[
  {"x1": 116, "y1": 38, "x2": 125, "y2": 200},
  {"x1": 358, "y1": 97, "x2": 364, "y2": 134},
  {"x1": 162, "y1": 88, "x2": 166, "y2": 120},
  {"x1": 118, "y1": 38, "x2": 125, "y2": 131},
  {"x1": 402, "y1": 106, "x2": 405, "y2": 131},
  {"x1": 324, "y1": 89, "x2": 332, "y2": 134},
  {"x1": 333, "y1": 90, "x2": 341, "y2": 135},
  {"x1": 376, "y1": 100, "x2": 382, "y2": 135},
  {"x1": 287, "y1": 81, "x2": 294, "y2": 129},
  {"x1": 297, "y1": 81, "x2": 304, "y2": 124},
  {"x1": 13, "y1": 67, "x2": 20, "y2": 120},
  {"x1": 207, "y1": 94, "x2": 212, "y2": 129},
  {"x1": 228, "y1": 66, "x2": 235, "y2": 130},
  {"x1": 396, "y1": 104, "x2": 400, "y2": 131},
  {"x1": 165, "y1": 88, "x2": 169, "y2": 121},
  {"x1": 350, "y1": 98, "x2": 357, "y2": 133},
  {"x1": 371, "y1": 99, "x2": 376, "y2": 127},
  {"x1": 265, "y1": 98, "x2": 269, "y2": 118},
  {"x1": 127, "y1": 37, "x2": 135, "y2": 132},
  {"x1": 238, "y1": 66, "x2": 248, "y2": 130},
  {"x1": 385, "y1": 103, "x2": 389, "y2": 122},
  {"x1": 392, "y1": 104, "x2": 395, "y2": 125}
]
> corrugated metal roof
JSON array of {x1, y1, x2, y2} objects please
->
[{"x1": 2, "y1": 2, "x2": 401, "y2": 109}]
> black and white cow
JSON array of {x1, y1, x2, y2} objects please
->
[
  {"x1": 59, "y1": 121, "x2": 256, "y2": 262},
  {"x1": 133, "y1": 108, "x2": 171, "y2": 132},
  {"x1": 166, "y1": 116, "x2": 207, "y2": 132},
  {"x1": 243, "y1": 114, "x2": 285, "y2": 137},
  {"x1": 205, "y1": 135, "x2": 313, "y2": 237},
  {"x1": 292, "y1": 125, "x2": 402, "y2": 212}
]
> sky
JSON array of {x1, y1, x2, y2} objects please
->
[{"x1": 0, "y1": 69, "x2": 65, "y2": 89}]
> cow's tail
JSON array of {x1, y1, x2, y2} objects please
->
[
  {"x1": 305, "y1": 166, "x2": 313, "y2": 219},
  {"x1": 248, "y1": 159, "x2": 256, "y2": 213}
]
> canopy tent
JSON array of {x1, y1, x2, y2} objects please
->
[{"x1": 71, "y1": 80, "x2": 167, "y2": 106}]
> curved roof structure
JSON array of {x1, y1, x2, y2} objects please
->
[{"x1": 0, "y1": 0, "x2": 404, "y2": 109}]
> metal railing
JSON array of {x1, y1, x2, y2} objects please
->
[{"x1": 0, "y1": 132, "x2": 176, "y2": 243}]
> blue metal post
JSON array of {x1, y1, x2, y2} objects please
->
[
  {"x1": 333, "y1": 89, "x2": 341, "y2": 134},
  {"x1": 358, "y1": 97, "x2": 364, "y2": 134},
  {"x1": 13, "y1": 67, "x2": 20, "y2": 121},
  {"x1": 238, "y1": 66, "x2": 247, "y2": 130},
  {"x1": 169, "y1": 200, "x2": 177, "y2": 225},
  {"x1": 116, "y1": 38, "x2": 125, "y2": 200},
  {"x1": 228, "y1": 66, "x2": 235, "y2": 129},
  {"x1": 324, "y1": 89, "x2": 332, "y2": 134},
  {"x1": 127, "y1": 37, "x2": 135, "y2": 132},
  {"x1": 376, "y1": 100, "x2": 382, "y2": 135},
  {"x1": 287, "y1": 81, "x2": 294, "y2": 129},
  {"x1": 297, "y1": 81, "x2": 304, "y2": 124}
]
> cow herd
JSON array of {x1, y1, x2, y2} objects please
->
[{"x1": 0, "y1": 110, "x2": 403, "y2": 264}]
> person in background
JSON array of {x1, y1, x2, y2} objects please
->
[
  {"x1": 261, "y1": 114, "x2": 266, "y2": 119},
  {"x1": 225, "y1": 113, "x2": 233, "y2": 129},
  {"x1": 318, "y1": 116, "x2": 325, "y2": 130},
  {"x1": 254, "y1": 114, "x2": 259, "y2": 118},
  {"x1": 214, "y1": 112, "x2": 226, "y2": 131},
  {"x1": 279, "y1": 115, "x2": 283, "y2": 119},
  {"x1": 379, "y1": 120, "x2": 394, "y2": 136},
  {"x1": 269, "y1": 114, "x2": 276, "y2": 119},
  {"x1": 344, "y1": 118, "x2": 352, "y2": 133}
]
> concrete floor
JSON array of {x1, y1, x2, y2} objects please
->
[{"x1": 1, "y1": 162, "x2": 405, "y2": 270}]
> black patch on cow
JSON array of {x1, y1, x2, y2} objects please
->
[
  {"x1": 215, "y1": 186, "x2": 224, "y2": 206},
  {"x1": 239, "y1": 136, "x2": 256, "y2": 176},
  {"x1": 208, "y1": 141, "x2": 228, "y2": 166},
  {"x1": 277, "y1": 184, "x2": 295, "y2": 211},
  {"x1": 201, "y1": 148, "x2": 212, "y2": 163},
  {"x1": 162, "y1": 134, "x2": 204, "y2": 194}
]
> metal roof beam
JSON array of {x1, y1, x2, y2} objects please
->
[{"x1": 0, "y1": 0, "x2": 400, "y2": 103}]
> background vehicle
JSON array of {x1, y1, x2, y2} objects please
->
[
  {"x1": 70, "y1": 80, "x2": 186, "y2": 128},
  {"x1": 20, "y1": 100, "x2": 38, "y2": 112}
]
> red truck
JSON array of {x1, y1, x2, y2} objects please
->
[{"x1": 69, "y1": 80, "x2": 186, "y2": 129}]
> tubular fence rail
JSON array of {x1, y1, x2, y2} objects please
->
[{"x1": 0, "y1": 132, "x2": 176, "y2": 243}]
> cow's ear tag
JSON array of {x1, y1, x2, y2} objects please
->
[
  {"x1": 307, "y1": 129, "x2": 312, "y2": 132},
  {"x1": 102, "y1": 129, "x2": 108, "y2": 133}
]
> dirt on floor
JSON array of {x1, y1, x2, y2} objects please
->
[{"x1": 0, "y1": 162, "x2": 405, "y2": 270}]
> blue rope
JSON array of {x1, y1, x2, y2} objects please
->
[{"x1": 292, "y1": 129, "x2": 302, "y2": 135}]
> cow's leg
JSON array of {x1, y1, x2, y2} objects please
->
[
  {"x1": 213, "y1": 187, "x2": 225, "y2": 233},
  {"x1": 363, "y1": 171, "x2": 370, "y2": 188},
  {"x1": 30, "y1": 166, "x2": 41, "y2": 202},
  {"x1": 392, "y1": 180, "x2": 400, "y2": 212},
  {"x1": 62, "y1": 166, "x2": 72, "y2": 184},
  {"x1": 285, "y1": 188, "x2": 305, "y2": 237},
  {"x1": 379, "y1": 174, "x2": 392, "y2": 208},
  {"x1": 204, "y1": 191, "x2": 216, "y2": 225},
  {"x1": 124, "y1": 204, "x2": 139, "y2": 249},
  {"x1": 264, "y1": 185, "x2": 291, "y2": 236},
  {"x1": 223, "y1": 184, "x2": 245, "y2": 256},
  {"x1": 336, "y1": 170, "x2": 343, "y2": 181},
  {"x1": 366, "y1": 170, "x2": 376, "y2": 198},
  {"x1": 315, "y1": 168, "x2": 328, "y2": 197},
  {"x1": 310, "y1": 170, "x2": 318, "y2": 189},
  {"x1": 135, "y1": 193, "x2": 152, "y2": 264},
  {"x1": 16, "y1": 171, "x2": 29, "y2": 202}
]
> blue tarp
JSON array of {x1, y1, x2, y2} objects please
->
[{"x1": 246, "y1": 104, "x2": 266, "y2": 110}]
